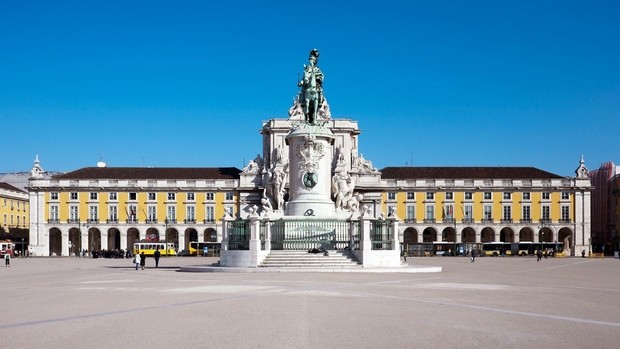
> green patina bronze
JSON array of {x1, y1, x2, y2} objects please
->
[{"x1": 298, "y1": 49, "x2": 325, "y2": 125}]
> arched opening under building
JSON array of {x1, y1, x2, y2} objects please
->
[
  {"x1": 127, "y1": 228, "x2": 140, "y2": 249},
  {"x1": 69, "y1": 227, "x2": 81, "y2": 256},
  {"x1": 145, "y1": 227, "x2": 160, "y2": 242},
  {"x1": 558, "y1": 228, "x2": 573, "y2": 255},
  {"x1": 441, "y1": 227, "x2": 456, "y2": 242},
  {"x1": 461, "y1": 227, "x2": 476, "y2": 243},
  {"x1": 519, "y1": 228, "x2": 534, "y2": 242},
  {"x1": 166, "y1": 228, "x2": 179, "y2": 248},
  {"x1": 422, "y1": 227, "x2": 437, "y2": 243},
  {"x1": 481, "y1": 227, "x2": 495, "y2": 243},
  {"x1": 500, "y1": 227, "x2": 515, "y2": 243},
  {"x1": 108, "y1": 228, "x2": 121, "y2": 250},
  {"x1": 204, "y1": 228, "x2": 217, "y2": 242},
  {"x1": 540, "y1": 227, "x2": 553, "y2": 242},
  {"x1": 49, "y1": 228, "x2": 62, "y2": 256},
  {"x1": 185, "y1": 228, "x2": 198, "y2": 249},
  {"x1": 88, "y1": 228, "x2": 101, "y2": 252},
  {"x1": 403, "y1": 227, "x2": 418, "y2": 244}
]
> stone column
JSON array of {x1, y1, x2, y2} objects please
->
[
  {"x1": 120, "y1": 231, "x2": 128, "y2": 251},
  {"x1": 101, "y1": 231, "x2": 109, "y2": 250},
  {"x1": 178, "y1": 231, "x2": 186, "y2": 251},
  {"x1": 263, "y1": 218, "x2": 271, "y2": 253},
  {"x1": 359, "y1": 214, "x2": 372, "y2": 267},
  {"x1": 285, "y1": 125, "x2": 336, "y2": 217},
  {"x1": 61, "y1": 229, "x2": 69, "y2": 257},
  {"x1": 81, "y1": 233, "x2": 88, "y2": 255},
  {"x1": 249, "y1": 210, "x2": 261, "y2": 266}
]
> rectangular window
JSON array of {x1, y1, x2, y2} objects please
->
[
  {"x1": 147, "y1": 206, "x2": 157, "y2": 222},
  {"x1": 129, "y1": 192, "x2": 137, "y2": 201},
  {"x1": 406, "y1": 192, "x2": 415, "y2": 200},
  {"x1": 89, "y1": 206, "x2": 98, "y2": 222},
  {"x1": 523, "y1": 192, "x2": 531, "y2": 200},
  {"x1": 109, "y1": 192, "x2": 117, "y2": 200},
  {"x1": 51, "y1": 192, "x2": 59, "y2": 200},
  {"x1": 148, "y1": 193, "x2": 156, "y2": 201},
  {"x1": 522, "y1": 205, "x2": 531, "y2": 221},
  {"x1": 503, "y1": 192, "x2": 511, "y2": 200},
  {"x1": 464, "y1": 205, "x2": 473, "y2": 221},
  {"x1": 484, "y1": 192, "x2": 492, "y2": 200},
  {"x1": 225, "y1": 192, "x2": 234, "y2": 201},
  {"x1": 128, "y1": 205, "x2": 137, "y2": 222},
  {"x1": 406, "y1": 205, "x2": 415, "y2": 221},
  {"x1": 89, "y1": 192, "x2": 98, "y2": 200},
  {"x1": 426, "y1": 192, "x2": 434, "y2": 200},
  {"x1": 443, "y1": 204, "x2": 454, "y2": 220},
  {"x1": 206, "y1": 192, "x2": 214, "y2": 201},
  {"x1": 187, "y1": 192, "x2": 195, "y2": 201},
  {"x1": 205, "y1": 206, "x2": 215, "y2": 222},
  {"x1": 561, "y1": 205, "x2": 570, "y2": 222},
  {"x1": 70, "y1": 206, "x2": 79, "y2": 222},
  {"x1": 465, "y1": 192, "x2": 473, "y2": 200},
  {"x1": 425, "y1": 205, "x2": 435, "y2": 220},
  {"x1": 50, "y1": 206, "x2": 59, "y2": 221},
  {"x1": 70, "y1": 192, "x2": 78, "y2": 200},
  {"x1": 186, "y1": 206, "x2": 195, "y2": 222},
  {"x1": 109, "y1": 206, "x2": 118, "y2": 222},
  {"x1": 561, "y1": 192, "x2": 570, "y2": 200},
  {"x1": 542, "y1": 192, "x2": 550, "y2": 200},
  {"x1": 445, "y1": 192, "x2": 453, "y2": 200},
  {"x1": 542, "y1": 205, "x2": 550, "y2": 221},
  {"x1": 387, "y1": 192, "x2": 396, "y2": 200},
  {"x1": 167, "y1": 206, "x2": 176, "y2": 222},
  {"x1": 483, "y1": 205, "x2": 492, "y2": 221},
  {"x1": 167, "y1": 192, "x2": 176, "y2": 201},
  {"x1": 503, "y1": 206, "x2": 512, "y2": 221}
]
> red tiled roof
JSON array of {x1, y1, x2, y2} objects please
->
[
  {"x1": 379, "y1": 167, "x2": 563, "y2": 180},
  {"x1": 52, "y1": 167, "x2": 241, "y2": 180}
]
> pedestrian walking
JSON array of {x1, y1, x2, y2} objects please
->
[
  {"x1": 470, "y1": 249, "x2": 476, "y2": 263},
  {"x1": 154, "y1": 247, "x2": 161, "y2": 268},
  {"x1": 402, "y1": 250, "x2": 407, "y2": 262},
  {"x1": 140, "y1": 252, "x2": 146, "y2": 270},
  {"x1": 133, "y1": 253, "x2": 141, "y2": 270},
  {"x1": 4, "y1": 252, "x2": 10, "y2": 267},
  {"x1": 536, "y1": 250, "x2": 542, "y2": 262}
]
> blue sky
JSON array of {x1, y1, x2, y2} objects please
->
[{"x1": 1, "y1": 0, "x2": 618, "y2": 176}]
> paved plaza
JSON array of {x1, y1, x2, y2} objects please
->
[{"x1": 2, "y1": 256, "x2": 619, "y2": 348}]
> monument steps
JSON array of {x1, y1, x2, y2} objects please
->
[{"x1": 260, "y1": 250, "x2": 361, "y2": 268}]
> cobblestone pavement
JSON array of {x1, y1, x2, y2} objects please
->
[{"x1": 2, "y1": 256, "x2": 619, "y2": 348}]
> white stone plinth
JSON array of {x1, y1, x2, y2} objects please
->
[{"x1": 285, "y1": 125, "x2": 335, "y2": 218}]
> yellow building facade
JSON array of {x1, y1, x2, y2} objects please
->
[
  {"x1": 0, "y1": 182, "x2": 29, "y2": 254},
  {"x1": 28, "y1": 166, "x2": 240, "y2": 256},
  {"x1": 379, "y1": 165, "x2": 591, "y2": 256}
]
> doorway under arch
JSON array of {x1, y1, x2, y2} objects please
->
[{"x1": 49, "y1": 228, "x2": 62, "y2": 256}]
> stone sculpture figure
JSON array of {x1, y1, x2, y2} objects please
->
[
  {"x1": 260, "y1": 189, "x2": 272, "y2": 216},
  {"x1": 242, "y1": 154, "x2": 263, "y2": 174},
  {"x1": 332, "y1": 170, "x2": 355, "y2": 211},
  {"x1": 268, "y1": 168, "x2": 287, "y2": 210},
  {"x1": 298, "y1": 49, "x2": 324, "y2": 125}
]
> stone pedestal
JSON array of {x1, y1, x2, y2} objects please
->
[{"x1": 285, "y1": 125, "x2": 335, "y2": 217}]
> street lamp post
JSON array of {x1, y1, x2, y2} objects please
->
[{"x1": 454, "y1": 220, "x2": 457, "y2": 257}]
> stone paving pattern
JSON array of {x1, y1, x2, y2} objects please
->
[{"x1": 2, "y1": 256, "x2": 619, "y2": 348}]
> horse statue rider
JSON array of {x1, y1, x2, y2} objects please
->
[{"x1": 298, "y1": 49, "x2": 324, "y2": 125}]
